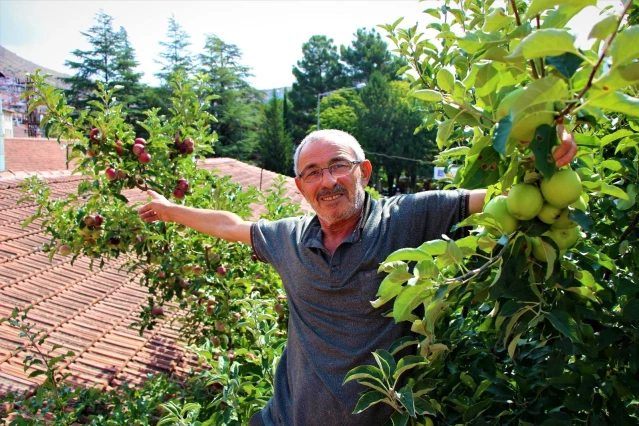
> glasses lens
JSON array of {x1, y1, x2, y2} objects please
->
[
  {"x1": 330, "y1": 162, "x2": 353, "y2": 177},
  {"x1": 302, "y1": 167, "x2": 322, "y2": 183}
]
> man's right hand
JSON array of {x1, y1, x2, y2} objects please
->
[{"x1": 138, "y1": 190, "x2": 173, "y2": 223}]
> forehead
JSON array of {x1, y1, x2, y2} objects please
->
[{"x1": 298, "y1": 139, "x2": 355, "y2": 168}]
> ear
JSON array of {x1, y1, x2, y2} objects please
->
[
  {"x1": 295, "y1": 176, "x2": 304, "y2": 194},
  {"x1": 360, "y1": 160, "x2": 372, "y2": 186}
]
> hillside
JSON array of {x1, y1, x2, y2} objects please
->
[{"x1": 0, "y1": 45, "x2": 70, "y2": 88}]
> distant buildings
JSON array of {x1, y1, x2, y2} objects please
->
[
  {"x1": 0, "y1": 72, "x2": 46, "y2": 138},
  {"x1": 260, "y1": 86, "x2": 291, "y2": 102}
]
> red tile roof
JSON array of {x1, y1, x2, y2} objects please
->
[{"x1": 0, "y1": 140, "x2": 312, "y2": 400}]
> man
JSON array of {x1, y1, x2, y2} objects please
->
[{"x1": 138, "y1": 128, "x2": 577, "y2": 425}]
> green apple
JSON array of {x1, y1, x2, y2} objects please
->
[
  {"x1": 537, "y1": 202, "x2": 562, "y2": 224},
  {"x1": 540, "y1": 169, "x2": 582, "y2": 209},
  {"x1": 547, "y1": 226, "x2": 580, "y2": 250},
  {"x1": 484, "y1": 195, "x2": 520, "y2": 236},
  {"x1": 553, "y1": 208, "x2": 579, "y2": 229},
  {"x1": 507, "y1": 183, "x2": 544, "y2": 220}
]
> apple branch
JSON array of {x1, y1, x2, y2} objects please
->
[
  {"x1": 559, "y1": 0, "x2": 634, "y2": 118},
  {"x1": 446, "y1": 241, "x2": 509, "y2": 285},
  {"x1": 509, "y1": 0, "x2": 539, "y2": 79}
]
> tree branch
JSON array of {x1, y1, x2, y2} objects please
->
[
  {"x1": 559, "y1": 0, "x2": 634, "y2": 118},
  {"x1": 509, "y1": 0, "x2": 539, "y2": 79}
]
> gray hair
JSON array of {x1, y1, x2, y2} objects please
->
[{"x1": 293, "y1": 129, "x2": 366, "y2": 176}]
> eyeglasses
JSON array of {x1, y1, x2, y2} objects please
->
[{"x1": 298, "y1": 160, "x2": 363, "y2": 184}]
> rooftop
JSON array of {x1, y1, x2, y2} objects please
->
[{"x1": 0, "y1": 137, "x2": 310, "y2": 400}]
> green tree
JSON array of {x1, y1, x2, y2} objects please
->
[
  {"x1": 288, "y1": 35, "x2": 347, "y2": 142},
  {"x1": 316, "y1": 90, "x2": 362, "y2": 135},
  {"x1": 340, "y1": 28, "x2": 408, "y2": 84},
  {"x1": 156, "y1": 15, "x2": 193, "y2": 86},
  {"x1": 258, "y1": 91, "x2": 294, "y2": 176},
  {"x1": 198, "y1": 34, "x2": 262, "y2": 160},
  {"x1": 63, "y1": 11, "x2": 143, "y2": 112}
]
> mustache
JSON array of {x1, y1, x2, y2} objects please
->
[{"x1": 316, "y1": 186, "x2": 347, "y2": 200}]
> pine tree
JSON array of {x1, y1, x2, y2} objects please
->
[
  {"x1": 258, "y1": 91, "x2": 294, "y2": 176},
  {"x1": 156, "y1": 15, "x2": 193, "y2": 86},
  {"x1": 198, "y1": 34, "x2": 262, "y2": 160},
  {"x1": 63, "y1": 11, "x2": 142, "y2": 111},
  {"x1": 288, "y1": 35, "x2": 347, "y2": 142}
]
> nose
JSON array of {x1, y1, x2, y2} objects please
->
[{"x1": 319, "y1": 167, "x2": 338, "y2": 185}]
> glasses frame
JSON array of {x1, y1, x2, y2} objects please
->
[{"x1": 298, "y1": 160, "x2": 363, "y2": 183}]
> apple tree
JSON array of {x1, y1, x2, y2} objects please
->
[
  {"x1": 18, "y1": 70, "x2": 296, "y2": 423},
  {"x1": 345, "y1": 1, "x2": 639, "y2": 425}
]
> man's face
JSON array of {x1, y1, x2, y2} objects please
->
[{"x1": 295, "y1": 139, "x2": 372, "y2": 228}]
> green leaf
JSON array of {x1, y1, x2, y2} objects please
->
[
  {"x1": 436, "y1": 119, "x2": 455, "y2": 150},
  {"x1": 475, "y1": 63, "x2": 500, "y2": 98},
  {"x1": 609, "y1": 26, "x2": 639, "y2": 68},
  {"x1": 388, "y1": 336, "x2": 420, "y2": 355},
  {"x1": 373, "y1": 350, "x2": 397, "y2": 378},
  {"x1": 505, "y1": 29, "x2": 578, "y2": 61},
  {"x1": 616, "y1": 184, "x2": 637, "y2": 211},
  {"x1": 415, "y1": 260, "x2": 439, "y2": 280},
  {"x1": 547, "y1": 310, "x2": 581, "y2": 343},
  {"x1": 622, "y1": 299, "x2": 639, "y2": 322},
  {"x1": 473, "y1": 379, "x2": 493, "y2": 399},
  {"x1": 394, "y1": 284, "x2": 429, "y2": 322},
  {"x1": 492, "y1": 114, "x2": 513, "y2": 156},
  {"x1": 418, "y1": 240, "x2": 447, "y2": 256},
  {"x1": 396, "y1": 385, "x2": 416, "y2": 417},
  {"x1": 508, "y1": 332, "x2": 522, "y2": 359},
  {"x1": 352, "y1": 391, "x2": 388, "y2": 414},
  {"x1": 343, "y1": 365, "x2": 385, "y2": 384},
  {"x1": 511, "y1": 76, "x2": 568, "y2": 115},
  {"x1": 526, "y1": 0, "x2": 596, "y2": 20},
  {"x1": 542, "y1": 4, "x2": 594, "y2": 29},
  {"x1": 589, "y1": 14, "x2": 618, "y2": 41},
  {"x1": 600, "y1": 129, "x2": 635, "y2": 148},
  {"x1": 483, "y1": 7, "x2": 514, "y2": 32},
  {"x1": 389, "y1": 411, "x2": 409, "y2": 426},
  {"x1": 394, "y1": 355, "x2": 428, "y2": 379},
  {"x1": 530, "y1": 124, "x2": 558, "y2": 180},
  {"x1": 545, "y1": 52, "x2": 583, "y2": 79},
  {"x1": 384, "y1": 248, "x2": 433, "y2": 263},
  {"x1": 594, "y1": 63, "x2": 639, "y2": 92},
  {"x1": 413, "y1": 89, "x2": 443, "y2": 102},
  {"x1": 436, "y1": 69, "x2": 455, "y2": 93},
  {"x1": 463, "y1": 398, "x2": 493, "y2": 423},
  {"x1": 587, "y1": 90, "x2": 639, "y2": 118},
  {"x1": 459, "y1": 145, "x2": 501, "y2": 189}
]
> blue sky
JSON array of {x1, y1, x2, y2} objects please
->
[{"x1": 0, "y1": 1, "x2": 620, "y2": 90}]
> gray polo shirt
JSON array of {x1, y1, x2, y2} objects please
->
[{"x1": 250, "y1": 190, "x2": 469, "y2": 426}]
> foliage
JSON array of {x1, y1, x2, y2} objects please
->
[
  {"x1": 156, "y1": 15, "x2": 194, "y2": 86},
  {"x1": 340, "y1": 27, "x2": 409, "y2": 84},
  {"x1": 288, "y1": 35, "x2": 348, "y2": 141},
  {"x1": 63, "y1": 11, "x2": 143, "y2": 115},
  {"x1": 198, "y1": 34, "x2": 263, "y2": 161},
  {"x1": 257, "y1": 92, "x2": 294, "y2": 176},
  {"x1": 2, "y1": 70, "x2": 303, "y2": 424},
  {"x1": 343, "y1": 1, "x2": 639, "y2": 425}
]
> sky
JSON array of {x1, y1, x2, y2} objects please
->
[{"x1": 0, "y1": 1, "x2": 623, "y2": 90}]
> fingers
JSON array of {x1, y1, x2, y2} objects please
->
[{"x1": 553, "y1": 124, "x2": 578, "y2": 168}]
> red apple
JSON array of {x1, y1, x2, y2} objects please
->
[
  {"x1": 109, "y1": 236, "x2": 121, "y2": 246},
  {"x1": 177, "y1": 178, "x2": 189, "y2": 192},
  {"x1": 93, "y1": 214, "x2": 104, "y2": 228},
  {"x1": 227, "y1": 350, "x2": 235, "y2": 360},
  {"x1": 173, "y1": 189, "x2": 185, "y2": 199},
  {"x1": 132, "y1": 143, "x2": 145, "y2": 156},
  {"x1": 105, "y1": 167, "x2": 117, "y2": 181},
  {"x1": 58, "y1": 245, "x2": 72, "y2": 256},
  {"x1": 157, "y1": 271, "x2": 166, "y2": 279},
  {"x1": 274, "y1": 304, "x2": 285, "y2": 316},
  {"x1": 135, "y1": 235, "x2": 144, "y2": 243},
  {"x1": 117, "y1": 170, "x2": 127, "y2": 179},
  {"x1": 211, "y1": 336, "x2": 221, "y2": 347},
  {"x1": 134, "y1": 137, "x2": 146, "y2": 146},
  {"x1": 89, "y1": 128, "x2": 101, "y2": 142},
  {"x1": 232, "y1": 312, "x2": 241, "y2": 322},
  {"x1": 84, "y1": 215, "x2": 95, "y2": 227},
  {"x1": 115, "y1": 140, "x2": 125, "y2": 155},
  {"x1": 186, "y1": 146, "x2": 194, "y2": 154},
  {"x1": 216, "y1": 265, "x2": 227, "y2": 277},
  {"x1": 87, "y1": 150, "x2": 97, "y2": 158},
  {"x1": 193, "y1": 265, "x2": 203, "y2": 275},
  {"x1": 151, "y1": 307, "x2": 164, "y2": 316},
  {"x1": 215, "y1": 320, "x2": 225, "y2": 332},
  {"x1": 184, "y1": 138, "x2": 194, "y2": 149},
  {"x1": 176, "y1": 143, "x2": 188, "y2": 154},
  {"x1": 138, "y1": 152, "x2": 151, "y2": 164}
]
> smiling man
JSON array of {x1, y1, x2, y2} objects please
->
[{"x1": 138, "y1": 129, "x2": 576, "y2": 426}]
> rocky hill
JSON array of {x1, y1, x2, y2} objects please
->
[{"x1": 0, "y1": 45, "x2": 70, "y2": 88}]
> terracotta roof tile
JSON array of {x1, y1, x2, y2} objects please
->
[{"x1": 0, "y1": 146, "x2": 313, "y2": 399}]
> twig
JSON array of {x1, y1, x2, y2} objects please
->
[
  {"x1": 559, "y1": 0, "x2": 634, "y2": 118},
  {"x1": 509, "y1": 0, "x2": 539, "y2": 79},
  {"x1": 445, "y1": 240, "x2": 509, "y2": 284},
  {"x1": 536, "y1": 15, "x2": 545, "y2": 78}
]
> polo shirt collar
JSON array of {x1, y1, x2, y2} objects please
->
[{"x1": 302, "y1": 193, "x2": 372, "y2": 250}]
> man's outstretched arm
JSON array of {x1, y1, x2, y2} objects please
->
[{"x1": 137, "y1": 190, "x2": 253, "y2": 245}]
